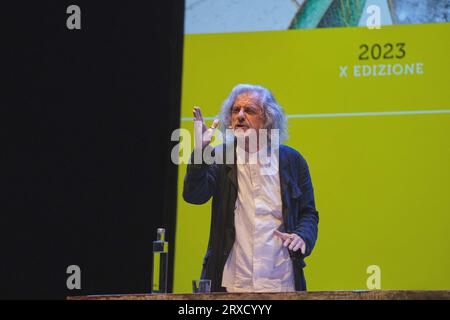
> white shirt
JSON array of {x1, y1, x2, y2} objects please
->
[{"x1": 221, "y1": 147, "x2": 295, "y2": 292}]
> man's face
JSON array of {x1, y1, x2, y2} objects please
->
[{"x1": 230, "y1": 92, "x2": 265, "y2": 132}]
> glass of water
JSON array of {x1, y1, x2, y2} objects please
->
[{"x1": 192, "y1": 279, "x2": 211, "y2": 293}]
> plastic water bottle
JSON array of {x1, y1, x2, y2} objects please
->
[{"x1": 151, "y1": 228, "x2": 168, "y2": 293}]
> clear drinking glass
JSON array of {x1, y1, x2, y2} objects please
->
[{"x1": 192, "y1": 279, "x2": 211, "y2": 293}]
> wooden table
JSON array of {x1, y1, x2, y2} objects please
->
[{"x1": 68, "y1": 290, "x2": 450, "y2": 300}]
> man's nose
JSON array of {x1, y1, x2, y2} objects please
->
[{"x1": 238, "y1": 109, "x2": 245, "y2": 119}]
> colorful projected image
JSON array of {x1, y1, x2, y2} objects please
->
[{"x1": 185, "y1": 0, "x2": 450, "y2": 34}]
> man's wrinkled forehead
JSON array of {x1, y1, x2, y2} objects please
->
[{"x1": 233, "y1": 91, "x2": 261, "y2": 108}]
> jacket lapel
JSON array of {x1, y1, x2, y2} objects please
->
[
  {"x1": 224, "y1": 142, "x2": 238, "y2": 190},
  {"x1": 279, "y1": 146, "x2": 291, "y2": 231}
]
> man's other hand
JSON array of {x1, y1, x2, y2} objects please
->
[{"x1": 274, "y1": 229, "x2": 306, "y2": 254}]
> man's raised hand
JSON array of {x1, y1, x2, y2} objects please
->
[{"x1": 193, "y1": 106, "x2": 219, "y2": 150}]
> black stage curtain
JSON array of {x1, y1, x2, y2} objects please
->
[{"x1": 1, "y1": 1, "x2": 184, "y2": 299}]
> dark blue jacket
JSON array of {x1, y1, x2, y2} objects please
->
[{"x1": 183, "y1": 143, "x2": 319, "y2": 292}]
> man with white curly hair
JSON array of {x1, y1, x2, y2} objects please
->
[{"x1": 183, "y1": 84, "x2": 319, "y2": 292}]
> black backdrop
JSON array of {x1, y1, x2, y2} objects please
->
[{"x1": 2, "y1": 1, "x2": 183, "y2": 299}]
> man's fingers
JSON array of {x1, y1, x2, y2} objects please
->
[
  {"x1": 292, "y1": 239, "x2": 306, "y2": 254},
  {"x1": 289, "y1": 238, "x2": 299, "y2": 250},
  {"x1": 211, "y1": 119, "x2": 219, "y2": 129},
  {"x1": 274, "y1": 230, "x2": 306, "y2": 253},
  {"x1": 193, "y1": 107, "x2": 218, "y2": 133},
  {"x1": 292, "y1": 241, "x2": 302, "y2": 252},
  {"x1": 193, "y1": 106, "x2": 203, "y2": 122},
  {"x1": 193, "y1": 107, "x2": 199, "y2": 121},
  {"x1": 197, "y1": 107, "x2": 204, "y2": 120},
  {"x1": 274, "y1": 230, "x2": 289, "y2": 241},
  {"x1": 283, "y1": 238, "x2": 292, "y2": 247}
]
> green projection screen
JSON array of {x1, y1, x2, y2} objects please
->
[{"x1": 173, "y1": 0, "x2": 450, "y2": 292}]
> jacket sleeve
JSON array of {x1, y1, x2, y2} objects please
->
[
  {"x1": 293, "y1": 156, "x2": 319, "y2": 258},
  {"x1": 182, "y1": 150, "x2": 219, "y2": 205}
]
